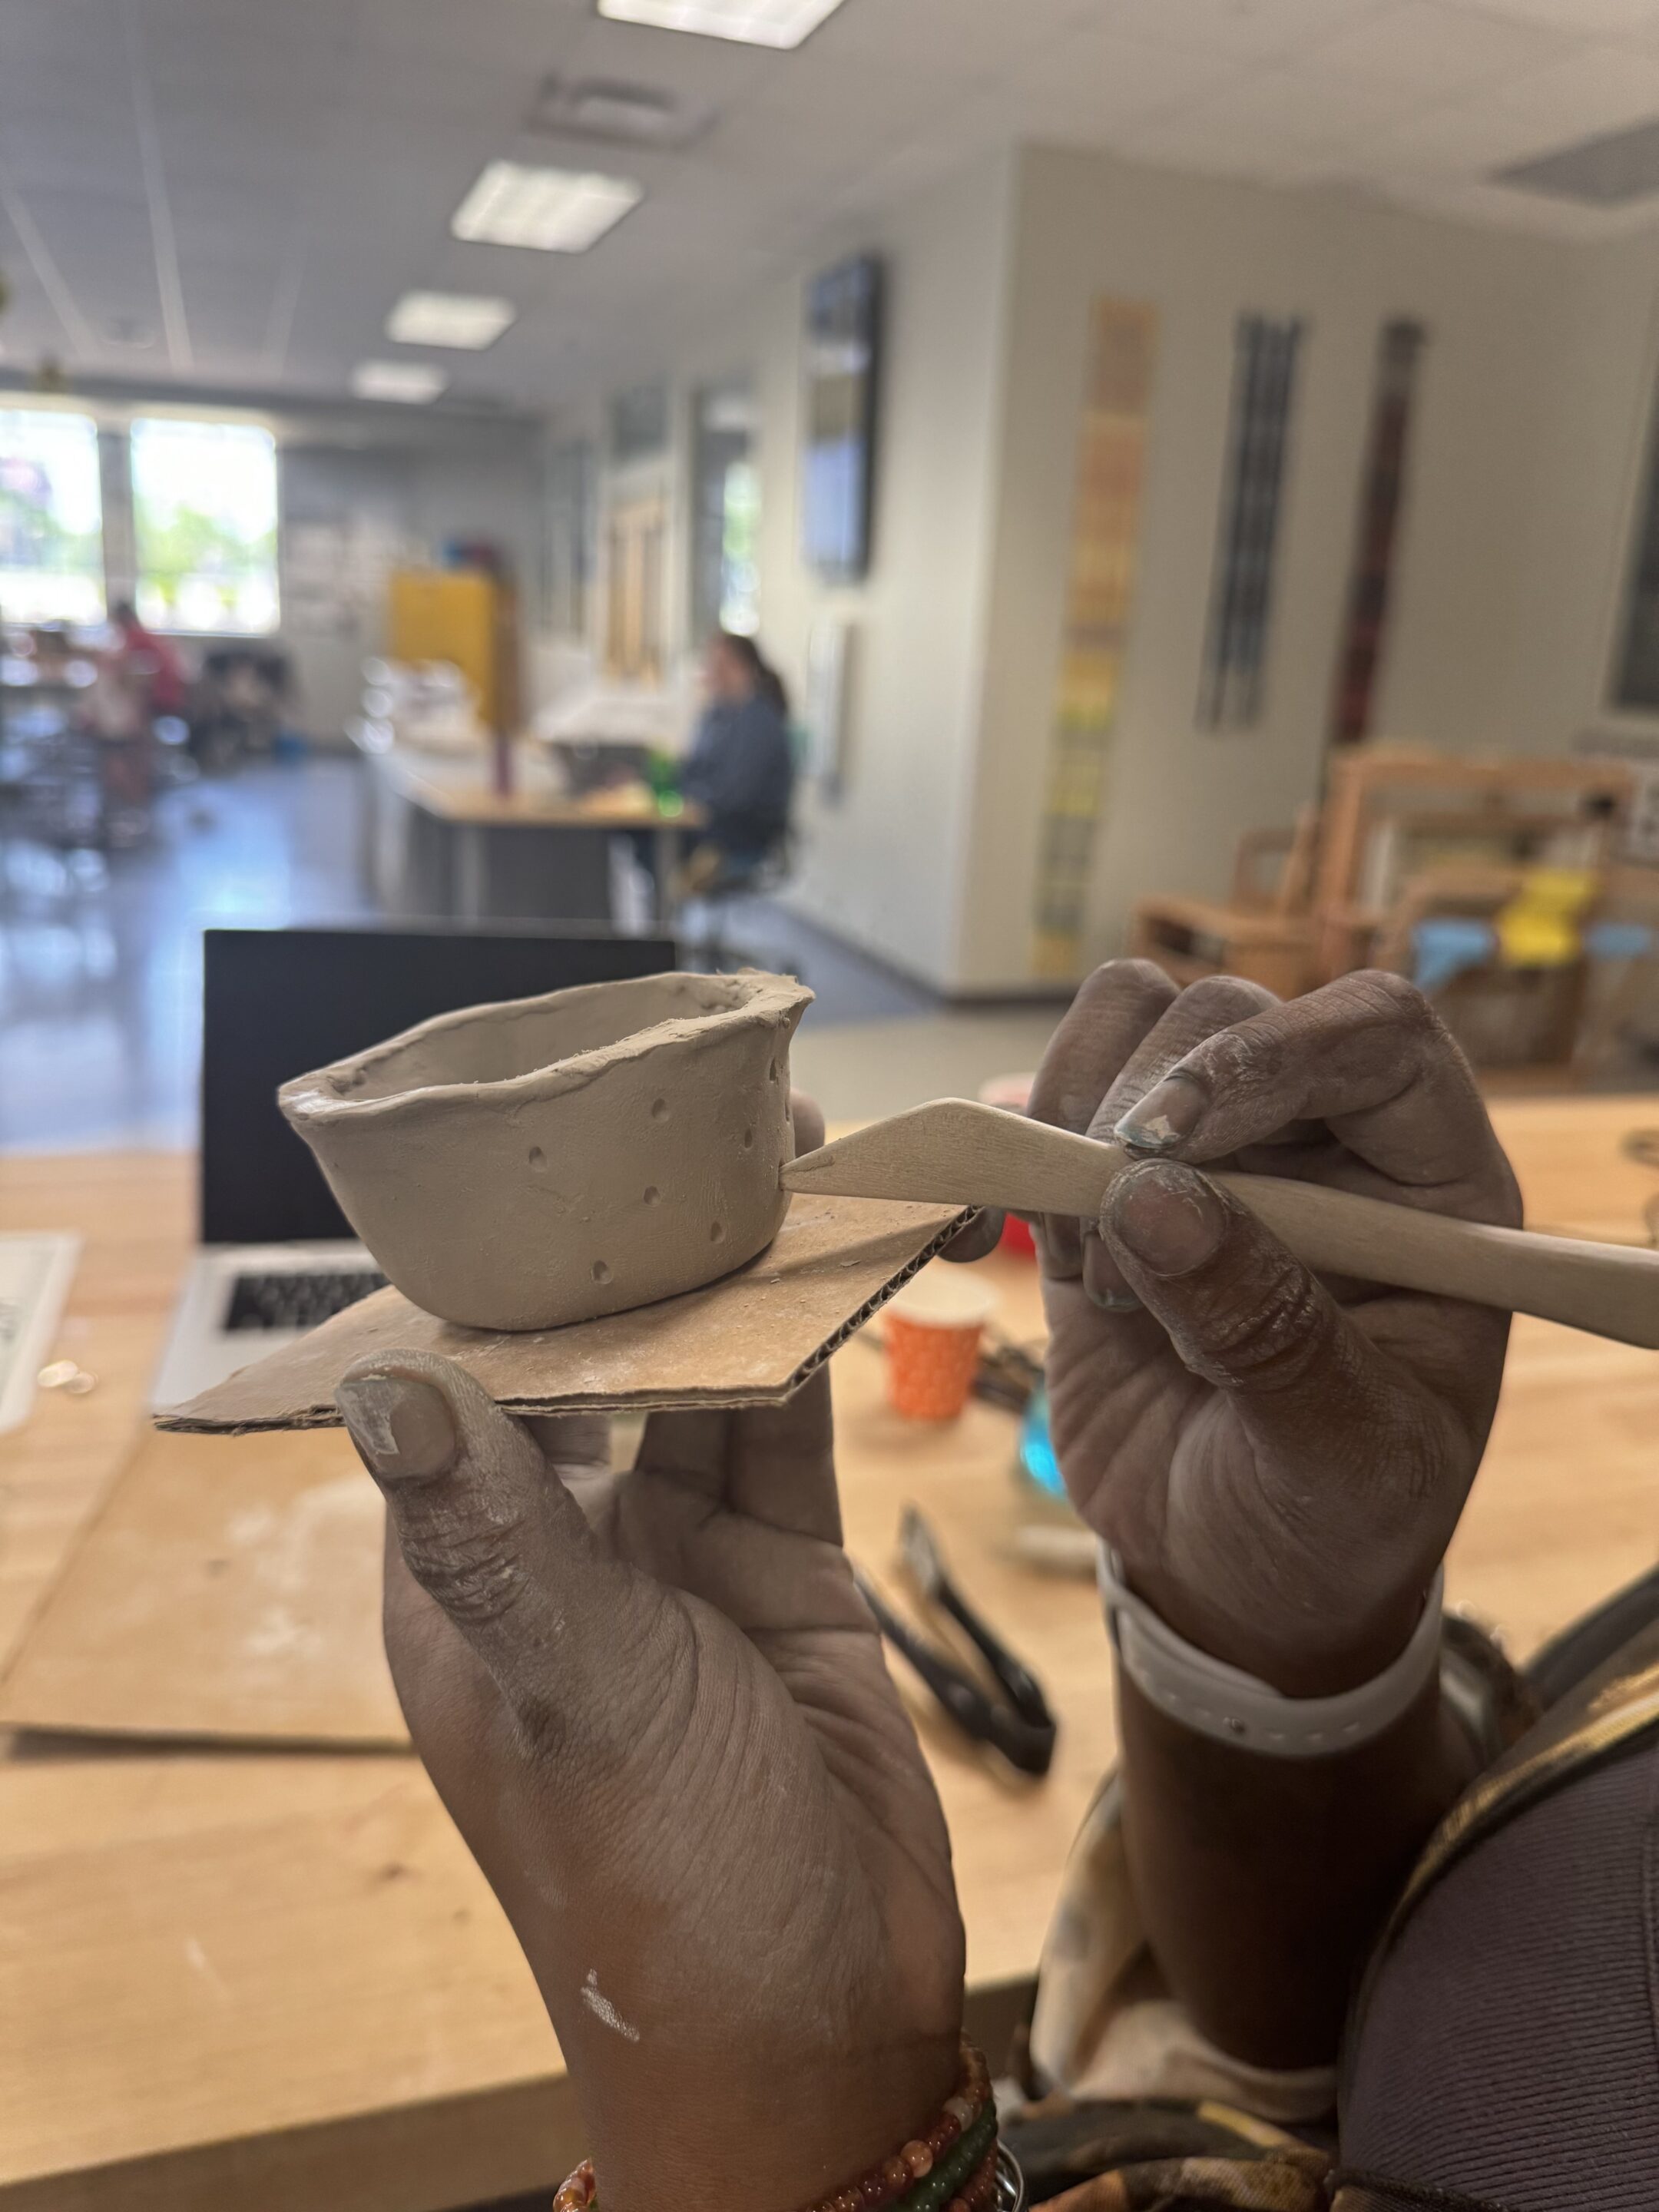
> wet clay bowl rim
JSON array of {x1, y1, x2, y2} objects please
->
[
  {"x1": 276, "y1": 969, "x2": 814, "y2": 1333},
  {"x1": 278, "y1": 969, "x2": 811, "y2": 1129}
]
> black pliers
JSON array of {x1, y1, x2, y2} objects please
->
[{"x1": 854, "y1": 1505, "x2": 1057, "y2": 1778}]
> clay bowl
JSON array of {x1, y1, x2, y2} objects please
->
[{"x1": 279, "y1": 969, "x2": 813, "y2": 1330}]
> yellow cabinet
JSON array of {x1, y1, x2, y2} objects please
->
[{"x1": 387, "y1": 568, "x2": 518, "y2": 732}]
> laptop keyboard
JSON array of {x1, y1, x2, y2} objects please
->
[{"x1": 224, "y1": 1268, "x2": 388, "y2": 1333}]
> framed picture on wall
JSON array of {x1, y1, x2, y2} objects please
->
[{"x1": 802, "y1": 253, "x2": 882, "y2": 583}]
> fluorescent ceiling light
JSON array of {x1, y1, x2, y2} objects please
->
[
  {"x1": 596, "y1": 0, "x2": 846, "y2": 50},
  {"x1": 452, "y1": 161, "x2": 643, "y2": 251},
  {"x1": 386, "y1": 291, "x2": 516, "y2": 349},
  {"x1": 352, "y1": 361, "x2": 449, "y2": 403}
]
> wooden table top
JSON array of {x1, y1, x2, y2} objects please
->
[
  {"x1": 355, "y1": 733, "x2": 705, "y2": 833},
  {"x1": 2, "y1": 1095, "x2": 1657, "y2": 2210}
]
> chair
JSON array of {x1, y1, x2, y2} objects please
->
[
  {"x1": 681, "y1": 830, "x2": 796, "y2": 974},
  {"x1": 1373, "y1": 863, "x2": 1610, "y2": 1081},
  {"x1": 1128, "y1": 806, "x2": 1319, "y2": 998}
]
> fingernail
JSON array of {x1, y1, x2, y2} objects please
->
[
  {"x1": 1082, "y1": 1226, "x2": 1141, "y2": 1312},
  {"x1": 1108, "y1": 1162, "x2": 1226, "y2": 1277},
  {"x1": 1115, "y1": 1071, "x2": 1205, "y2": 1153},
  {"x1": 337, "y1": 1374, "x2": 457, "y2": 1482}
]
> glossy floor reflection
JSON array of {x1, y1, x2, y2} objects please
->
[
  {"x1": 0, "y1": 754, "x2": 1057, "y2": 1156},
  {"x1": 0, "y1": 757, "x2": 376, "y2": 1152}
]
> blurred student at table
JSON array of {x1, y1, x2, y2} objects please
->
[
  {"x1": 83, "y1": 603, "x2": 189, "y2": 841},
  {"x1": 109, "y1": 599, "x2": 190, "y2": 724},
  {"x1": 674, "y1": 628, "x2": 796, "y2": 896}
]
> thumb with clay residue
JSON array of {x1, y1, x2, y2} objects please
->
[{"x1": 336, "y1": 1349, "x2": 655, "y2": 1747}]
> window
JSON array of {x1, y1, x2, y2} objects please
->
[
  {"x1": 131, "y1": 418, "x2": 280, "y2": 634},
  {"x1": 0, "y1": 409, "x2": 105, "y2": 624},
  {"x1": 718, "y1": 459, "x2": 760, "y2": 635},
  {"x1": 690, "y1": 386, "x2": 759, "y2": 640}
]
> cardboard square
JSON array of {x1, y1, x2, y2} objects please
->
[
  {"x1": 157, "y1": 1194, "x2": 972, "y2": 1433},
  {"x1": 0, "y1": 1427, "x2": 406, "y2": 1746}
]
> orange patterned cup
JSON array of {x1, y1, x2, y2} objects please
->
[{"x1": 884, "y1": 1267, "x2": 1000, "y2": 1422}]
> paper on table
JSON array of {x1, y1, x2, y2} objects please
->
[{"x1": 0, "y1": 1233, "x2": 81, "y2": 1433}]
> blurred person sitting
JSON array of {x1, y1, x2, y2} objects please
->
[
  {"x1": 78, "y1": 601, "x2": 188, "y2": 843},
  {"x1": 109, "y1": 598, "x2": 190, "y2": 722},
  {"x1": 675, "y1": 628, "x2": 796, "y2": 897}
]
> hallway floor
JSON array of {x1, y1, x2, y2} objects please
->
[
  {"x1": 0, "y1": 756, "x2": 1065, "y2": 1154},
  {"x1": 0, "y1": 757, "x2": 377, "y2": 1152}
]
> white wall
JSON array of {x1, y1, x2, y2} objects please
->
[
  {"x1": 750, "y1": 153, "x2": 1015, "y2": 986},
  {"x1": 548, "y1": 142, "x2": 1659, "y2": 996},
  {"x1": 581, "y1": 151, "x2": 1018, "y2": 990},
  {"x1": 958, "y1": 146, "x2": 1659, "y2": 991}
]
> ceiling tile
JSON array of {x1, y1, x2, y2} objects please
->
[
  {"x1": 0, "y1": 122, "x2": 149, "y2": 207},
  {"x1": 811, "y1": 0, "x2": 1094, "y2": 79},
  {"x1": 1373, "y1": 91, "x2": 1582, "y2": 173},
  {"x1": 1170, "y1": 60, "x2": 1436, "y2": 153},
  {"x1": 1012, "y1": 28, "x2": 1254, "y2": 127},
  {"x1": 1443, "y1": 0, "x2": 1659, "y2": 35},
  {"x1": 1301, "y1": 2, "x2": 1577, "y2": 98},
  {"x1": 1118, "y1": 109, "x2": 1343, "y2": 184},
  {"x1": 1094, "y1": 0, "x2": 1396, "y2": 63},
  {"x1": 1482, "y1": 41, "x2": 1659, "y2": 147}
]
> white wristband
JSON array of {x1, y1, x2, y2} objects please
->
[{"x1": 1098, "y1": 1547, "x2": 1444, "y2": 1759}]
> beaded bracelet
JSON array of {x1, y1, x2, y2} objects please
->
[
  {"x1": 551, "y1": 2039, "x2": 995, "y2": 2212},
  {"x1": 809, "y1": 2039, "x2": 993, "y2": 2212},
  {"x1": 552, "y1": 2161, "x2": 596, "y2": 2212}
]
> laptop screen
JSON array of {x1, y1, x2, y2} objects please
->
[{"x1": 200, "y1": 926, "x2": 677, "y2": 1245}]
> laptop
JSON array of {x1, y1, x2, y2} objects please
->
[{"x1": 151, "y1": 923, "x2": 676, "y2": 1411}]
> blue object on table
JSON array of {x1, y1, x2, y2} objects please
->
[
  {"x1": 1412, "y1": 916, "x2": 1495, "y2": 996},
  {"x1": 1415, "y1": 915, "x2": 1654, "y2": 995},
  {"x1": 1018, "y1": 1382, "x2": 1066, "y2": 1502},
  {"x1": 1586, "y1": 920, "x2": 1654, "y2": 960}
]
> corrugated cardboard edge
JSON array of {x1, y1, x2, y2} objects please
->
[{"x1": 155, "y1": 1198, "x2": 976, "y2": 1431}]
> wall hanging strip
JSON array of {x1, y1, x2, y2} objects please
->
[
  {"x1": 1330, "y1": 317, "x2": 1426, "y2": 747},
  {"x1": 1197, "y1": 313, "x2": 1303, "y2": 733},
  {"x1": 1029, "y1": 296, "x2": 1159, "y2": 982}
]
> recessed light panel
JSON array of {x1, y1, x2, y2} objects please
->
[
  {"x1": 596, "y1": 0, "x2": 846, "y2": 50},
  {"x1": 352, "y1": 361, "x2": 449, "y2": 403},
  {"x1": 451, "y1": 161, "x2": 643, "y2": 251},
  {"x1": 386, "y1": 292, "x2": 517, "y2": 349}
]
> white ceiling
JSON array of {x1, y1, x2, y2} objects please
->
[{"x1": 4, "y1": 0, "x2": 1659, "y2": 413}]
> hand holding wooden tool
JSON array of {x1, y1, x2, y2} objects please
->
[{"x1": 783, "y1": 1098, "x2": 1659, "y2": 1349}]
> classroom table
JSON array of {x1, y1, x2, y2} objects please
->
[
  {"x1": 350, "y1": 728, "x2": 704, "y2": 929},
  {"x1": 3, "y1": 1100, "x2": 1658, "y2": 2211}
]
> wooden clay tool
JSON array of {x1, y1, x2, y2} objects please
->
[{"x1": 783, "y1": 1099, "x2": 1659, "y2": 1350}]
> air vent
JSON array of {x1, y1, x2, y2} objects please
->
[
  {"x1": 526, "y1": 75, "x2": 710, "y2": 151},
  {"x1": 1495, "y1": 115, "x2": 1659, "y2": 207}
]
